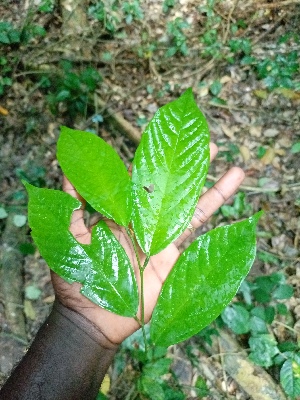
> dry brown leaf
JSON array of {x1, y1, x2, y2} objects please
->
[
  {"x1": 263, "y1": 128, "x2": 279, "y2": 138},
  {"x1": 253, "y1": 89, "x2": 268, "y2": 99},
  {"x1": 220, "y1": 75, "x2": 231, "y2": 84},
  {"x1": 221, "y1": 123, "x2": 235, "y2": 139},
  {"x1": 24, "y1": 300, "x2": 36, "y2": 320},
  {"x1": 275, "y1": 148, "x2": 286, "y2": 156},
  {"x1": 239, "y1": 145, "x2": 251, "y2": 162},
  {"x1": 0, "y1": 105, "x2": 9, "y2": 116},
  {"x1": 198, "y1": 86, "x2": 209, "y2": 97},
  {"x1": 275, "y1": 88, "x2": 300, "y2": 100},
  {"x1": 249, "y1": 126, "x2": 262, "y2": 137},
  {"x1": 43, "y1": 295, "x2": 55, "y2": 303},
  {"x1": 261, "y1": 147, "x2": 275, "y2": 165}
]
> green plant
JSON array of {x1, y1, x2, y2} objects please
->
[
  {"x1": 221, "y1": 272, "x2": 299, "y2": 398},
  {"x1": 162, "y1": 0, "x2": 176, "y2": 13},
  {"x1": 166, "y1": 18, "x2": 190, "y2": 57},
  {"x1": 220, "y1": 192, "x2": 252, "y2": 219},
  {"x1": 44, "y1": 60, "x2": 102, "y2": 117},
  {"x1": 252, "y1": 51, "x2": 299, "y2": 90},
  {"x1": 122, "y1": 0, "x2": 143, "y2": 24},
  {"x1": 0, "y1": 21, "x2": 21, "y2": 44},
  {"x1": 88, "y1": 1, "x2": 121, "y2": 33},
  {"x1": 24, "y1": 89, "x2": 261, "y2": 352},
  {"x1": 38, "y1": 0, "x2": 55, "y2": 13},
  {"x1": 0, "y1": 56, "x2": 12, "y2": 96}
]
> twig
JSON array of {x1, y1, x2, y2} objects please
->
[
  {"x1": 273, "y1": 320, "x2": 299, "y2": 335},
  {"x1": 223, "y1": 0, "x2": 240, "y2": 44},
  {"x1": 256, "y1": 0, "x2": 299, "y2": 8},
  {"x1": 95, "y1": 94, "x2": 142, "y2": 144}
]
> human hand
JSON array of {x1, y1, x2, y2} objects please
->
[{"x1": 51, "y1": 143, "x2": 245, "y2": 346}]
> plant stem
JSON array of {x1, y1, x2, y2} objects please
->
[{"x1": 126, "y1": 227, "x2": 151, "y2": 353}]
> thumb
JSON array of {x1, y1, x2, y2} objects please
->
[{"x1": 62, "y1": 176, "x2": 90, "y2": 244}]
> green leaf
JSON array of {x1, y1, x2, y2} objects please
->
[
  {"x1": 0, "y1": 32, "x2": 10, "y2": 43},
  {"x1": 25, "y1": 182, "x2": 138, "y2": 316},
  {"x1": 25, "y1": 182, "x2": 87, "y2": 283},
  {"x1": 80, "y1": 221, "x2": 138, "y2": 316},
  {"x1": 249, "y1": 315, "x2": 268, "y2": 335},
  {"x1": 57, "y1": 127, "x2": 132, "y2": 226},
  {"x1": 138, "y1": 376, "x2": 165, "y2": 400},
  {"x1": 280, "y1": 353, "x2": 300, "y2": 398},
  {"x1": 273, "y1": 284, "x2": 294, "y2": 300},
  {"x1": 221, "y1": 304, "x2": 250, "y2": 334},
  {"x1": 291, "y1": 142, "x2": 300, "y2": 153},
  {"x1": 131, "y1": 88, "x2": 210, "y2": 255},
  {"x1": 150, "y1": 212, "x2": 262, "y2": 347},
  {"x1": 142, "y1": 358, "x2": 172, "y2": 379},
  {"x1": 249, "y1": 334, "x2": 279, "y2": 368},
  {"x1": 0, "y1": 207, "x2": 8, "y2": 219},
  {"x1": 209, "y1": 80, "x2": 222, "y2": 96}
]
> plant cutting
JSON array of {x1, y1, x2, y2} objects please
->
[{"x1": 24, "y1": 88, "x2": 261, "y2": 349}]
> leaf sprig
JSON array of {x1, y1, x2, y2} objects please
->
[{"x1": 25, "y1": 89, "x2": 261, "y2": 347}]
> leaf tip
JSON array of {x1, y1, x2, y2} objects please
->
[{"x1": 251, "y1": 210, "x2": 264, "y2": 225}]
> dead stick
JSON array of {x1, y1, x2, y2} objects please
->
[{"x1": 257, "y1": 0, "x2": 299, "y2": 8}]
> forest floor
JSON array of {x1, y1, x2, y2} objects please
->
[{"x1": 0, "y1": 0, "x2": 300, "y2": 399}]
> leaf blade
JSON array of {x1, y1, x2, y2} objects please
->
[
  {"x1": 131, "y1": 89, "x2": 210, "y2": 255},
  {"x1": 57, "y1": 127, "x2": 132, "y2": 226},
  {"x1": 150, "y1": 212, "x2": 262, "y2": 347},
  {"x1": 25, "y1": 182, "x2": 90, "y2": 283},
  {"x1": 25, "y1": 183, "x2": 138, "y2": 317},
  {"x1": 81, "y1": 221, "x2": 138, "y2": 317}
]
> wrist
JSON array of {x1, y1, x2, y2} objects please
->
[{"x1": 53, "y1": 300, "x2": 119, "y2": 350}]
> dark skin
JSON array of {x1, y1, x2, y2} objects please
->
[{"x1": 53, "y1": 142, "x2": 245, "y2": 346}]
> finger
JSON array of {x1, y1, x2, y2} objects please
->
[
  {"x1": 209, "y1": 142, "x2": 218, "y2": 162},
  {"x1": 62, "y1": 176, "x2": 90, "y2": 243},
  {"x1": 174, "y1": 167, "x2": 245, "y2": 247}
]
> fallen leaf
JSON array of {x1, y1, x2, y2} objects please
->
[
  {"x1": 253, "y1": 89, "x2": 268, "y2": 99},
  {"x1": 43, "y1": 295, "x2": 55, "y2": 304},
  {"x1": 261, "y1": 147, "x2": 275, "y2": 165},
  {"x1": 239, "y1": 145, "x2": 251, "y2": 162},
  {"x1": 220, "y1": 75, "x2": 231, "y2": 84},
  {"x1": 275, "y1": 88, "x2": 300, "y2": 100},
  {"x1": 221, "y1": 123, "x2": 235, "y2": 139},
  {"x1": 100, "y1": 374, "x2": 110, "y2": 395},
  {"x1": 198, "y1": 86, "x2": 209, "y2": 97},
  {"x1": 24, "y1": 300, "x2": 36, "y2": 320},
  {"x1": 249, "y1": 126, "x2": 262, "y2": 137},
  {"x1": 263, "y1": 128, "x2": 279, "y2": 138},
  {"x1": 275, "y1": 148, "x2": 286, "y2": 156},
  {"x1": 0, "y1": 105, "x2": 9, "y2": 116}
]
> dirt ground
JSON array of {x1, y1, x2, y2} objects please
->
[{"x1": 0, "y1": 1, "x2": 300, "y2": 398}]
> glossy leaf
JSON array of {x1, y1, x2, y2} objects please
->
[
  {"x1": 25, "y1": 182, "x2": 138, "y2": 317},
  {"x1": 25, "y1": 182, "x2": 89, "y2": 283},
  {"x1": 57, "y1": 126, "x2": 132, "y2": 226},
  {"x1": 81, "y1": 220, "x2": 139, "y2": 316},
  {"x1": 150, "y1": 212, "x2": 262, "y2": 347},
  {"x1": 131, "y1": 88, "x2": 210, "y2": 255}
]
